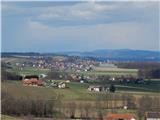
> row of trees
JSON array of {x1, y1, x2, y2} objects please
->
[
  {"x1": 1, "y1": 91, "x2": 62, "y2": 117},
  {"x1": 115, "y1": 62, "x2": 160, "y2": 69},
  {"x1": 2, "y1": 90, "x2": 137, "y2": 119},
  {"x1": 1, "y1": 69, "x2": 22, "y2": 81},
  {"x1": 137, "y1": 96, "x2": 160, "y2": 120},
  {"x1": 115, "y1": 62, "x2": 160, "y2": 79},
  {"x1": 138, "y1": 68, "x2": 160, "y2": 78},
  {"x1": 2, "y1": 89, "x2": 160, "y2": 119},
  {"x1": 59, "y1": 93, "x2": 137, "y2": 119}
]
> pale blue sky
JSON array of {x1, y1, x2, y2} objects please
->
[{"x1": 1, "y1": 1, "x2": 159, "y2": 52}]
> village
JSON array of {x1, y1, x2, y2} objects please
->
[{"x1": 14, "y1": 56, "x2": 96, "y2": 72}]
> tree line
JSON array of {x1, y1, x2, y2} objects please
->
[
  {"x1": 2, "y1": 90, "x2": 160, "y2": 119},
  {"x1": 1, "y1": 91, "x2": 62, "y2": 118}
]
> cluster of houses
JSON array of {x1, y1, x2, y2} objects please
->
[
  {"x1": 22, "y1": 75, "x2": 66, "y2": 89},
  {"x1": 22, "y1": 75, "x2": 43, "y2": 86},
  {"x1": 88, "y1": 85, "x2": 110, "y2": 92},
  {"x1": 15, "y1": 56, "x2": 98, "y2": 72},
  {"x1": 43, "y1": 80, "x2": 66, "y2": 88},
  {"x1": 69, "y1": 73, "x2": 146, "y2": 85}
]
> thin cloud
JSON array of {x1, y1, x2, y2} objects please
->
[{"x1": 1, "y1": 1, "x2": 159, "y2": 52}]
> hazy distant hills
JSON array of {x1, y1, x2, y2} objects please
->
[
  {"x1": 60, "y1": 49, "x2": 160, "y2": 62},
  {"x1": 1, "y1": 49, "x2": 160, "y2": 62}
]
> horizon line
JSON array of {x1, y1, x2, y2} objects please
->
[{"x1": 1, "y1": 48, "x2": 160, "y2": 53}]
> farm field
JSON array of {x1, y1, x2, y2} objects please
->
[
  {"x1": 8, "y1": 67, "x2": 138, "y2": 77},
  {"x1": 1, "y1": 115, "x2": 69, "y2": 120},
  {"x1": 7, "y1": 67, "x2": 49, "y2": 76},
  {"x1": 2, "y1": 78, "x2": 160, "y2": 119},
  {"x1": 72, "y1": 67, "x2": 138, "y2": 77},
  {"x1": 1, "y1": 57, "x2": 30, "y2": 64},
  {"x1": 79, "y1": 71, "x2": 137, "y2": 77},
  {"x1": 94, "y1": 67, "x2": 138, "y2": 72},
  {"x1": 2, "y1": 80, "x2": 159, "y2": 101},
  {"x1": 15, "y1": 69, "x2": 138, "y2": 77}
]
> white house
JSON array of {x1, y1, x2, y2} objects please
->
[
  {"x1": 80, "y1": 80, "x2": 84, "y2": 83},
  {"x1": 58, "y1": 82, "x2": 66, "y2": 89},
  {"x1": 88, "y1": 85, "x2": 103, "y2": 92},
  {"x1": 65, "y1": 80, "x2": 70, "y2": 83}
]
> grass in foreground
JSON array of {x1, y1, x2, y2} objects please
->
[{"x1": 1, "y1": 115, "x2": 23, "y2": 120}]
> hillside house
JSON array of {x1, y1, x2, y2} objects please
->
[
  {"x1": 88, "y1": 85, "x2": 103, "y2": 92},
  {"x1": 80, "y1": 80, "x2": 84, "y2": 83},
  {"x1": 103, "y1": 114, "x2": 136, "y2": 120},
  {"x1": 23, "y1": 75, "x2": 43, "y2": 86},
  {"x1": 65, "y1": 80, "x2": 70, "y2": 83},
  {"x1": 145, "y1": 112, "x2": 160, "y2": 120},
  {"x1": 58, "y1": 82, "x2": 66, "y2": 88}
]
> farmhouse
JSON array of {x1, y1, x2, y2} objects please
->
[
  {"x1": 88, "y1": 85, "x2": 103, "y2": 92},
  {"x1": 145, "y1": 112, "x2": 160, "y2": 120},
  {"x1": 65, "y1": 80, "x2": 70, "y2": 83},
  {"x1": 58, "y1": 82, "x2": 66, "y2": 88},
  {"x1": 23, "y1": 75, "x2": 43, "y2": 86},
  {"x1": 103, "y1": 113, "x2": 136, "y2": 120}
]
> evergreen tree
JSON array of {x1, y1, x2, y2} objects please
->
[{"x1": 109, "y1": 84, "x2": 116, "y2": 93}]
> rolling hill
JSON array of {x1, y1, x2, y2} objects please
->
[{"x1": 60, "y1": 49, "x2": 160, "y2": 62}]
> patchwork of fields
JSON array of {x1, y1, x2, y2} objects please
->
[
  {"x1": 2, "y1": 56, "x2": 160, "y2": 119},
  {"x1": 2, "y1": 73, "x2": 160, "y2": 120}
]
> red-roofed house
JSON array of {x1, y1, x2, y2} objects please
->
[
  {"x1": 103, "y1": 114, "x2": 136, "y2": 120},
  {"x1": 23, "y1": 75, "x2": 43, "y2": 86}
]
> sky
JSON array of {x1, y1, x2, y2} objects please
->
[{"x1": 1, "y1": 1, "x2": 160, "y2": 52}]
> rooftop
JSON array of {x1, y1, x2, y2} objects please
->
[{"x1": 103, "y1": 114, "x2": 136, "y2": 120}]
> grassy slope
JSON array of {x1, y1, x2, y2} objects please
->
[
  {"x1": 7, "y1": 68, "x2": 49, "y2": 76},
  {"x1": 2, "y1": 80, "x2": 159, "y2": 101},
  {"x1": 79, "y1": 71, "x2": 137, "y2": 77},
  {"x1": 1, "y1": 115, "x2": 23, "y2": 120},
  {"x1": 2, "y1": 81, "x2": 159, "y2": 119},
  {"x1": 2, "y1": 81, "x2": 96, "y2": 100}
]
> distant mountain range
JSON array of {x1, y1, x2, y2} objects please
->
[
  {"x1": 58, "y1": 49, "x2": 160, "y2": 62},
  {"x1": 2, "y1": 49, "x2": 160, "y2": 62}
]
